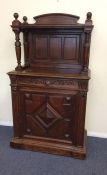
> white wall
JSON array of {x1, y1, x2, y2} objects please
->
[{"x1": 0, "y1": 0, "x2": 107, "y2": 136}]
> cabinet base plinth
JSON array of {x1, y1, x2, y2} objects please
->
[{"x1": 10, "y1": 134, "x2": 86, "y2": 159}]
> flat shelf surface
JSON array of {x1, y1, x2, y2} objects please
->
[{"x1": 8, "y1": 68, "x2": 90, "y2": 80}]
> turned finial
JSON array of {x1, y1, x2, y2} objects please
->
[
  {"x1": 14, "y1": 13, "x2": 19, "y2": 20},
  {"x1": 85, "y1": 12, "x2": 92, "y2": 25},
  {"x1": 23, "y1": 16, "x2": 28, "y2": 23},
  {"x1": 12, "y1": 13, "x2": 21, "y2": 26},
  {"x1": 86, "y1": 12, "x2": 92, "y2": 20}
]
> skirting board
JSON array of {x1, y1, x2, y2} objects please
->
[
  {"x1": 0, "y1": 121, "x2": 107, "y2": 139},
  {"x1": 0, "y1": 121, "x2": 13, "y2": 126},
  {"x1": 87, "y1": 132, "x2": 107, "y2": 139}
]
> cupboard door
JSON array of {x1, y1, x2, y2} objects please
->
[{"x1": 21, "y1": 92, "x2": 79, "y2": 142}]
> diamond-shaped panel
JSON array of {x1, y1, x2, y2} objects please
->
[{"x1": 34, "y1": 103, "x2": 62, "y2": 129}]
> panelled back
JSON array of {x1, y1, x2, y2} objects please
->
[{"x1": 27, "y1": 28, "x2": 84, "y2": 69}]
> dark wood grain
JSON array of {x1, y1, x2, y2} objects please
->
[
  {"x1": 33, "y1": 13, "x2": 80, "y2": 25},
  {"x1": 8, "y1": 12, "x2": 93, "y2": 159},
  {"x1": 12, "y1": 13, "x2": 22, "y2": 70}
]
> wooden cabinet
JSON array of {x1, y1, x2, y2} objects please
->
[{"x1": 8, "y1": 12, "x2": 93, "y2": 159}]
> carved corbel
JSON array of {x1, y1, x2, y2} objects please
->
[
  {"x1": 11, "y1": 86, "x2": 18, "y2": 92},
  {"x1": 78, "y1": 80, "x2": 88, "y2": 91},
  {"x1": 9, "y1": 74, "x2": 17, "y2": 84},
  {"x1": 83, "y1": 12, "x2": 93, "y2": 72},
  {"x1": 79, "y1": 91, "x2": 87, "y2": 99},
  {"x1": 8, "y1": 74, "x2": 18, "y2": 92},
  {"x1": 12, "y1": 13, "x2": 22, "y2": 70}
]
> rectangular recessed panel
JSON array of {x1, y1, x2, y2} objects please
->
[
  {"x1": 50, "y1": 37, "x2": 62, "y2": 58},
  {"x1": 64, "y1": 37, "x2": 79, "y2": 60},
  {"x1": 35, "y1": 37, "x2": 48, "y2": 59}
]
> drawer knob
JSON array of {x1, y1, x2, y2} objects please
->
[
  {"x1": 64, "y1": 133, "x2": 70, "y2": 138},
  {"x1": 26, "y1": 128, "x2": 31, "y2": 133},
  {"x1": 66, "y1": 97, "x2": 71, "y2": 101},
  {"x1": 64, "y1": 118, "x2": 71, "y2": 122},
  {"x1": 45, "y1": 80, "x2": 50, "y2": 85},
  {"x1": 25, "y1": 93, "x2": 30, "y2": 98}
]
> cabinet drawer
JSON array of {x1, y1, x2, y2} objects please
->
[{"x1": 18, "y1": 77, "x2": 78, "y2": 90}]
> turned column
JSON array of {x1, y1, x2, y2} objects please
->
[
  {"x1": 12, "y1": 13, "x2": 22, "y2": 70},
  {"x1": 83, "y1": 12, "x2": 93, "y2": 72},
  {"x1": 23, "y1": 16, "x2": 30, "y2": 68}
]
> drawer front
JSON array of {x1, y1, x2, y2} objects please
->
[
  {"x1": 21, "y1": 92, "x2": 79, "y2": 141},
  {"x1": 18, "y1": 77, "x2": 78, "y2": 90}
]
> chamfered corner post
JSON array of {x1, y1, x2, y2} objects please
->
[
  {"x1": 83, "y1": 12, "x2": 93, "y2": 72},
  {"x1": 11, "y1": 13, "x2": 22, "y2": 70}
]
